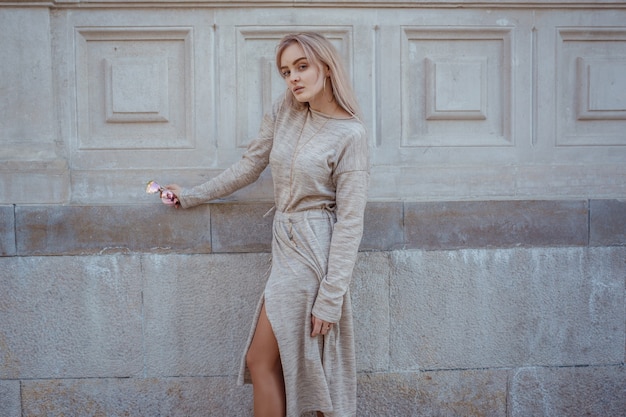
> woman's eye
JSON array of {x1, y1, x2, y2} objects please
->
[
  {"x1": 298, "y1": 64, "x2": 307, "y2": 71},
  {"x1": 281, "y1": 70, "x2": 290, "y2": 77}
]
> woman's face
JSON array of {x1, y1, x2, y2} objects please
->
[{"x1": 280, "y1": 42, "x2": 327, "y2": 108}]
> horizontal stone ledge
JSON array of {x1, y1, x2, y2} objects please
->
[
  {"x1": 0, "y1": 205, "x2": 15, "y2": 256},
  {"x1": 14, "y1": 204, "x2": 213, "y2": 256},
  {"x1": 6, "y1": 198, "x2": 623, "y2": 256},
  {"x1": 403, "y1": 200, "x2": 590, "y2": 250},
  {"x1": 589, "y1": 199, "x2": 626, "y2": 247}
]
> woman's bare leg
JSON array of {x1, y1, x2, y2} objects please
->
[{"x1": 246, "y1": 303, "x2": 286, "y2": 417}]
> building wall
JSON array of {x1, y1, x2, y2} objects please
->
[{"x1": 1, "y1": 1, "x2": 625, "y2": 416}]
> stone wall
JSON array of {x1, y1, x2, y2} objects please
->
[
  {"x1": 1, "y1": 200, "x2": 625, "y2": 415},
  {"x1": 1, "y1": 0, "x2": 625, "y2": 415}
]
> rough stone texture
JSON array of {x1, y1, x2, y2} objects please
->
[
  {"x1": 210, "y1": 203, "x2": 274, "y2": 253},
  {"x1": 590, "y1": 199, "x2": 626, "y2": 246},
  {"x1": 142, "y1": 253, "x2": 270, "y2": 377},
  {"x1": 361, "y1": 202, "x2": 404, "y2": 251},
  {"x1": 0, "y1": 380, "x2": 21, "y2": 417},
  {"x1": 357, "y1": 369, "x2": 508, "y2": 417},
  {"x1": 405, "y1": 200, "x2": 589, "y2": 250},
  {"x1": 510, "y1": 365, "x2": 626, "y2": 417},
  {"x1": 21, "y1": 377, "x2": 252, "y2": 417},
  {"x1": 0, "y1": 205, "x2": 15, "y2": 256},
  {"x1": 1, "y1": 245, "x2": 624, "y2": 415},
  {"x1": 389, "y1": 247, "x2": 625, "y2": 371},
  {"x1": 351, "y1": 252, "x2": 391, "y2": 372},
  {"x1": 15, "y1": 204, "x2": 212, "y2": 255},
  {"x1": 0, "y1": 256, "x2": 143, "y2": 379}
]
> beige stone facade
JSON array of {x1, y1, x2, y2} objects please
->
[{"x1": 1, "y1": 1, "x2": 625, "y2": 416}]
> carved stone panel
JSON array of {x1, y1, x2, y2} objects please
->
[
  {"x1": 557, "y1": 28, "x2": 626, "y2": 146},
  {"x1": 75, "y1": 27, "x2": 193, "y2": 151},
  {"x1": 401, "y1": 27, "x2": 513, "y2": 147}
]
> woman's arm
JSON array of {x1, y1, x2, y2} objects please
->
[
  {"x1": 175, "y1": 103, "x2": 280, "y2": 208},
  {"x1": 311, "y1": 169, "x2": 369, "y2": 323}
]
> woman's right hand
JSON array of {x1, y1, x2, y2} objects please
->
[{"x1": 162, "y1": 184, "x2": 182, "y2": 207}]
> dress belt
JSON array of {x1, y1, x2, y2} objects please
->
[{"x1": 264, "y1": 205, "x2": 336, "y2": 222}]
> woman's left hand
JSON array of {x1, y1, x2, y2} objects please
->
[{"x1": 311, "y1": 315, "x2": 333, "y2": 337}]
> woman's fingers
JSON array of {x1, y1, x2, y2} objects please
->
[{"x1": 311, "y1": 315, "x2": 333, "y2": 337}]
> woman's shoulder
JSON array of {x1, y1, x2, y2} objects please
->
[
  {"x1": 271, "y1": 95, "x2": 309, "y2": 123},
  {"x1": 331, "y1": 116, "x2": 367, "y2": 143}
]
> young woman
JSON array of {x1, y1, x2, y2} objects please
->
[{"x1": 162, "y1": 32, "x2": 369, "y2": 417}]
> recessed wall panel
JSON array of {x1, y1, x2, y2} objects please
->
[
  {"x1": 75, "y1": 27, "x2": 193, "y2": 150},
  {"x1": 401, "y1": 27, "x2": 513, "y2": 147},
  {"x1": 557, "y1": 28, "x2": 626, "y2": 146}
]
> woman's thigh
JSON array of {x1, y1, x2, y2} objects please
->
[{"x1": 247, "y1": 303, "x2": 281, "y2": 370}]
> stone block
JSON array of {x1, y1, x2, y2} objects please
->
[
  {"x1": 210, "y1": 203, "x2": 274, "y2": 253},
  {"x1": 0, "y1": 205, "x2": 15, "y2": 256},
  {"x1": 389, "y1": 247, "x2": 625, "y2": 371},
  {"x1": 142, "y1": 253, "x2": 270, "y2": 377},
  {"x1": 0, "y1": 380, "x2": 21, "y2": 417},
  {"x1": 590, "y1": 199, "x2": 626, "y2": 246},
  {"x1": 361, "y1": 202, "x2": 404, "y2": 251},
  {"x1": 21, "y1": 377, "x2": 253, "y2": 416},
  {"x1": 0, "y1": 9, "x2": 55, "y2": 143},
  {"x1": 351, "y1": 252, "x2": 391, "y2": 372},
  {"x1": 405, "y1": 200, "x2": 588, "y2": 249},
  {"x1": 510, "y1": 365, "x2": 626, "y2": 417},
  {"x1": 0, "y1": 256, "x2": 143, "y2": 379},
  {"x1": 357, "y1": 369, "x2": 508, "y2": 417},
  {"x1": 16, "y1": 204, "x2": 211, "y2": 255}
]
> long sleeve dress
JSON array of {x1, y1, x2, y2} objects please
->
[{"x1": 178, "y1": 97, "x2": 369, "y2": 417}]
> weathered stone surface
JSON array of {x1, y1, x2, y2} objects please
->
[
  {"x1": 405, "y1": 200, "x2": 588, "y2": 249},
  {"x1": 590, "y1": 199, "x2": 626, "y2": 246},
  {"x1": 0, "y1": 160, "x2": 70, "y2": 206},
  {"x1": 351, "y1": 252, "x2": 391, "y2": 372},
  {"x1": 210, "y1": 203, "x2": 274, "y2": 253},
  {"x1": 389, "y1": 247, "x2": 625, "y2": 370},
  {"x1": 361, "y1": 202, "x2": 404, "y2": 251},
  {"x1": 510, "y1": 365, "x2": 626, "y2": 417},
  {"x1": 11, "y1": 199, "x2": 601, "y2": 255},
  {"x1": 142, "y1": 253, "x2": 270, "y2": 377},
  {"x1": 16, "y1": 205, "x2": 211, "y2": 255},
  {"x1": 21, "y1": 377, "x2": 252, "y2": 417},
  {"x1": 0, "y1": 205, "x2": 15, "y2": 256},
  {"x1": 0, "y1": 8, "x2": 69, "y2": 205},
  {"x1": 0, "y1": 380, "x2": 21, "y2": 417},
  {"x1": 0, "y1": 9, "x2": 55, "y2": 144},
  {"x1": 0, "y1": 256, "x2": 143, "y2": 379},
  {"x1": 357, "y1": 369, "x2": 508, "y2": 417}
]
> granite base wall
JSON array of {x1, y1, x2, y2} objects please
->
[{"x1": 1, "y1": 200, "x2": 624, "y2": 416}]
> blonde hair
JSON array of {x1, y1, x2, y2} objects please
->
[{"x1": 276, "y1": 32, "x2": 362, "y2": 120}]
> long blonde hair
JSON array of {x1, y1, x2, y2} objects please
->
[{"x1": 276, "y1": 32, "x2": 362, "y2": 120}]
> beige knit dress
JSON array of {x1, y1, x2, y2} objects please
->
[{"x1": 178, "y1": 97, "x2": 369, "y2": 417}]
